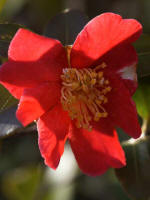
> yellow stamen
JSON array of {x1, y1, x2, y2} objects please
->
[
  {"x1": 61, "y1": 63, "x2": 111, "y2": 131},
  {"x1": 91, "y1": 78, "x2": 96, "y2": 85},
  {"x1": 105, "y1": 80, "x2": 109, "y2": 85},
  {"x1": 98, "y1": 72, "x2": 103, "y2": 79}
]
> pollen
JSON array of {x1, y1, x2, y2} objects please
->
[{"x1": 61, "y1": 63, "x2": 112, "y2": 131}]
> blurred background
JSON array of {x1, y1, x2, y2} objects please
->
[{"x1": 0, "y1": 0, "x2": 150, "y2": 200}]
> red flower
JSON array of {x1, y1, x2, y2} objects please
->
[{"x1": 0, "y1": 13, "x2": 142, "y2": 176}]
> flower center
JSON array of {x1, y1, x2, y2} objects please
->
[{"x1": 61, "y1": 63, "x2": 112, "y2": 131}]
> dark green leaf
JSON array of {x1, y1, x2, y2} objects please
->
[
  {"x1": 133, "y1": 34, "x2": 150, "y2": 120},
  {"x1": 0, "y1": 23, "x2": 23, "y2": 41},
  {"x1": 134, "y1": 34, "x2": 150, "y2": 78},
  {"x1": 0, "y1": 84, "x2": 18, "y2": 111},
  {"x1": 134, "y1": 34, "x2": 150, "y2": 54},
  {"x1": 0, "y1": 0, "x2": 7, "y2": 14},
  {"x1": 0, "y1": 23, "x2": 23, "y2": 57},
  {"x1": 0, "y1": 40, "x2": 9, "y2": 57},
  {"x1": 133, "y1": 76, "x2": 150, "y2": 120},
  {"x1": 0, "y1": 126, "x2": 39, "y2": 175},
  {"x1": 0, "y1": 104, "x2": 37, "y2": 138},
  {"x1": 44, "y1": 9, "x2": 89, "y2": 45},
  {"x1": 2, "y1": 166, "x2": 43, "y2": 200},
  {"x1": 115, "y1": 137, "x2": 150, "y2": 200},
  {"x1": 137, "y1": 52, "x2": 150, "y2": 78},
  {"x1": 0, "y1": 106, "x2": 23, "y2": 138}
]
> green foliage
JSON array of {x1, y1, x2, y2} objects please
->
[
  {"x1": 134, "y1": 34, "x2": 150, "y2": 54},
  {"x1": 0, "y1": 106, "x2": 24, "y2": 138},
  {"x1": 31, "y1": 0, "x2": 62, "y2": 19},
  {"x1": 0, "y1": 23, "x2": 23, "y2": 57},
  {"x1": 0, "y1": 86, "x2": 21, "y2": 138},
  {"x1": 134, "y1": 34, "x2": 150, "y2": 78},
  {"x1": 138, "y1": 52, "x2": 150, "y2": 78},
  {"x1": 116, "y1": 137, "x2": 150, "y2": 200},
  {"x1": 134, "y1": 77, "x2": 150, "y2": 120},
  {"x1": 0, "y1": 85, "x2": 17, "y2": 111},
  {"x1": 0, "y1": 23, "x2": 23, "y2": 138},
  {"x1": 44, "y1": 9, "x2": 88, "y2": 45},
  {"x1": 2, "y1": 166, "x2": 43, "y2": 200},
  {"x1": 0, "y1": 0, "x2": 7, "y2": 14},
  {"x1": 0, "y1": 131, "x2": 44, "y2": 200}
]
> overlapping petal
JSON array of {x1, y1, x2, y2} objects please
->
[
  {"x1": 0, "y1": 13, "x2": 142, "y2": 176},
  {"x1": 9, "y1": 28, "x2": 66, "y2": 63},
  {"x1": 118, "y1": 64, "x2": 137, "y2": 95},
  {"x1": 37, "y1": 104, "x2": 70, "y2": 169},
  {"x1": 99, "y1": 44, "x2": 138, "y2": 95},
  {"x1": 105, "y1": 75, "x2": 141, "y2": 138},
  {"x1": 0, "y1": 29, "x2": 68, "y2": 91},
  {"x1": 69, "y1": 121, "x2": 125, "y2": 176},
  {"x1": 99, "y1": 44, "x2": 137, "y2": 71},
  {"x1": 71, "y1": 12, "x2": 142, "y2": 68},
  {"x1": 0, "y1": 81, "x2": 24, "y2": 99},
  {"x1": 16, "y1": 82, "x2": 61, "y2": 126}
]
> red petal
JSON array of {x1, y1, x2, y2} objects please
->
[
  {"x1": 106, "y1": 75, "x2": 141, "y2": 138},
  {"x1": 16, "y1": 82, "x2": 61, "y2": 126},
  {"x1": 71, "y1": 13, "x2": 142, "y2": 68},
  {"x1": 123, "y1": 78, "x2": 137, "y2": 96},
  {"x1": 69, "y1": 121, "x2": 125, "y2": 176},
  {"x1": 100, "y1": 44, "x2": 138, "y2": 95},
  {"x1": 0, "y1": 29, "x2": 67, "y2": 89},
  {"x1": 0, "y1": 81, "x2": 24, "y2": 99},
  {"x1": 37, "y1": 104, "x2": 70, "y2": 169},
  {"x1": 0, "y1": 57, "x2": 65, "y2": 90},
  {"x1": 100, "y1": 44, "x2": 137, "y2": 71},
  {"x1": 9, "y1": 28, "x2": 66, "y2": 64}
]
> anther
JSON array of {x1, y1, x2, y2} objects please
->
[
  {"x1": 72, "y1": 82, "x2": 80, "y2": 89},
  {"x1": 102, "y1": 112, "x2": 108, "y2": 117},
  {"x1": 60, "y1": 63, "x2": 111, "y2": 131},
  {"x1": 91, "y1": 79, "x2": 96, "y2": 85},
  {"x1": 106, "y1": 86, "x2": 112, "y2": 92},
  {"x1": 94, "y1": 112, "x2": 102, "y2": 121},
  {"x1": 82, "y1": 84, "x2": 89, "y2": 93},
  {"x1": 105, "y1": 80, "x2": 109, "y2": 85},
  {"x1": 101, "y1": 62, "x2": 107, "y2": 68},
  {"x1": 98, "y1": 72, "x2": 103, "y2": 79}
]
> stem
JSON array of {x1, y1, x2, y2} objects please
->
[
  {"x1": 127, "y1": 118, "x2": 150, "y2": 145},
  {"x1": 142, "y1": 118, "x2": 150, "y2": 136}
]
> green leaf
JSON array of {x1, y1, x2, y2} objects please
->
[
  {"x1": 134, "y1": 34, "x2": 150, "y2": 78},
  {"x1": 44, "y1": 9, "x2": 88, "y2": 45},
  {"x1": 2, "y1": 166, "x2": 43, "y2": 200},
  {"x1": 0, "y1": 106, "x2": 23, "y2": 138},
  {"x1": 0, "y1": 23, "x2": 23, "y2": 57},
  {"x1": 0, "y1": 80, "x2": 24, "y2": 138},
  {"x1": 0, "y1": 84, "x2": 17, "y2": 111},
  {"x1": 0, "y1": 125, "x2": 39, "y2": 175},
  {"x1": 134, "y1": 34, "x2": 150, "y2": 120},
  {"x1": 137, "y1": 52, "x2": 150, "y2": 78},
  {"x1": 115, "y1": 137, "x2": 150, "y2": 200},
  {"x1": 0, "y1": 0, "x2": 7, "y2": 14},
  {"x1": 0, "y1": 103, "x2": 37, "y2": 138},
  {"x1": 0, "y1": 40, "x2": 9, "y2": 57},
  {"x1": 0, "y1": 23, "x2": 23, "y2": 40},
  {"x1": 134, "y1": 34, "x2": 150, "y2": 54},
  {"x1": 133, "y1": 76, "x2": 150, "y2": 120}
]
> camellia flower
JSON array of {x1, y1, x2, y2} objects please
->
[{"x1": 0, "y1": 13, "x2": 142, "y2": 176}]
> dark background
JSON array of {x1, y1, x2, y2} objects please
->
[{"x1": 0, "y1": 0, "x2": 149, "y2": 200}]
